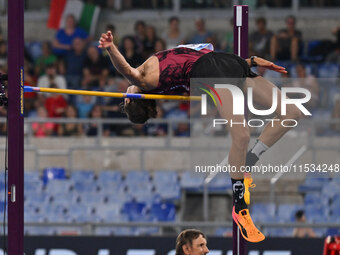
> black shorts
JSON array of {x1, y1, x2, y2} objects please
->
[{"x1": 191, "y1": 52, "x2": 258, "y2": 87}]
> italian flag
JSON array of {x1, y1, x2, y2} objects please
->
[{"x1": 47, "y1": 0, "x2": 100, "y2": 36}]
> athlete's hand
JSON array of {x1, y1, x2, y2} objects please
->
[
  {"x1": 254, "y1": 57, "x2": 288, "y2": 74},
  {"x1": 98, "y1": 31, "x2": 113, "y2": 49}
]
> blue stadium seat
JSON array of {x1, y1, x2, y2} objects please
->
[
  {"x1": 207, "y1": 174, "x2": 231, "y2": 191},
  {"x1": 73, "y1": 181, "x2": 98, "y2": 193},
  {"x1": 329, "y1": 213, "x2": 340, "y2": 223},
  {"x1": 0, "y1": 181, "x2": 5, "y2": 192},
  {"x1": 125, "y1": 170, "x2": 150, "y2": 183},
  {"x1": 24, "y1": 180, "x2": 43, "y2": 195},
  {"x1": 155, "y1": 184, "x2": 181, "y2": 201},
  {"x1": 98, "y1": 170, "x2": 122, "y2": 183},
  {"x1": 305, "y1": 204, "x2": 329, "y2": 222},
  {"x1": 150, "y1": 203, "x2": 176, "y2": 221},
  {"x1": 45, "y1": 179, "x2": 74, "y2": 195},
  {"x1": 67, "y1": 203, "x2": 94, "y2": 222},
  {"x1": 42, "y1": 167, "x2": 66, "y2": 185},
  {"x1": 331, "y1": 204, "x2": 340, "y2": 216},
  {"x1": 133, "y1": 192, "x2": 161, "y2": 205},
  {"x1": 126, "y1": 181, "x2": 153, "y2": 193},
  {"x1": 153, "y1": 170, "x2": 178, "y2": 185},
  {"x1": 43, "y1": 203, "x2": 67, "y2": 216},
  {"x1": 71, "y1": 170, "x2": 95, "y2": 182},
  {"x1": 24, "y1": 171, "x2": 40, "y2": 182},
  {"x1": 305, "y1": 193, "x2": 328, "y2": 207},
  {"x1": 78, "y1": 192, "x2": 106, "y2": 205},
  {"x1": 122, "y1": 202, "x2": 149, "y2": 222},
  {"x1": 153, "y1": 171, "x2": 180, "y2": 200},
  {"x1": 180, "y1": 171, "x2": 205, "y2": 191},
  {"x1": 24, "y1": 213, "x2": 45, "y2": 223},
  {"x1": 317, "y1": 63, "x2": 339, "y2": 79},
  {"x1": 251, "y1": 203, "x2": 276, "y2": 222},
  {"x1": 326, "y1": 228, "x2": 340, "y2": 236},
  {"x1": 277, "y1": 204, "x2": 303, "y2": 222},
  {"x1": 25, "y1": 192, "x2": 50, "y2": 206},
  {"x1": 98, "y1": 180, "x2": 126, "y2": 194},
  {"x1": 299, "y1": 173, "x2": 330, "y2": 193},
  {"x1": 51, "y1": 192, "x2": 78, "y2": 205},
  {"x1": 0, "y1": 201, "x2": 7, "y2": 213},
  {"x1": 332, "y1": 195, "x2": 340, "y2": 206},
  {"x1": 94, "y1": 203, "x2": 122, "y2": 222},
  {"x1": 105, "y1": 191, "x2": 133, "y2": 205},
  {"x1": 45, "y1": 213, "x2": 71, "y2": 223}
]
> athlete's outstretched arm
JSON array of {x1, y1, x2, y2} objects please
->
[
  {"x1": 245, "y1": 56, "x2": 287, "y2": 74},
  {"x1": 99, "y1": 31, "x2": 146, "y2": 88}
]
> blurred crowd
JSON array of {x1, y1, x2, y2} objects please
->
[
  {"x1": 0, "y1": 12, "x2": 340, "y2": 137},
  {"x1": 81, "y1": 0, "x2": 340, "y2": 9}
]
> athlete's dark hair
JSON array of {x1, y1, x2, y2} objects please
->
[
  {"x1": 175, "y1": 229, "x2": 206, "y2": 255},
  {"x1": 120, "y1": 99, "x2": 157, "y2": 124},
  {"x1": 295, "y1": 210, "x2": 305, "y2": 220}
]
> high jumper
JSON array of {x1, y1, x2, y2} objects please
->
[{"x1": 99, "y1": 30, "x2": 302, "y2": 243}]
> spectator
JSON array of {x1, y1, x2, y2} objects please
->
[
  {"x1": 143, "y1": 25, "x2": 158, "y2": 58},
  {"x1": 31, "y1": 106, "x2": 55, "y2": 137},
  {"x1": 175, "y1": 123, "x2": 190, "y2": 137},
  {"x1": 34, "y1": 41, "x2": 57, "y2": 76},
  {"x1": 270, "y1": 15, "x2": 302, "y2": 61},
  {"x1": 326, "y1": 24, "x2": 340, "y2": 63},
  {"x1": 330, "y1": 96, "x2": 340, "y2": 132},
  {"x1": 44, "y1": 83, "x2": 68, "y2": 118},
  {"x1": 293, "y1": 210, "x2": 316, "y2": 238},
  {"x1": 120, "y1": 36, "x2": 144, "y2": 68},
  {"x1": 77, "y1": 95, "x2": 95, "y2": 118},
  {"x1": 58, "y1": 105, "x2": 83, "y2": 136},
  {"x1": 102, "y1": 79, "x2": 129, "y2": 135},
  {"x1": 154, "y1": 38, "x2": 167, "y2": 52},
  {"x1": 52, "y1": 14, "x2": 89, "y2": 57},
  {"x1": 82, "y1": 45, "x2": 109, "y2": 89},
  {"x1": 86, "y1": 105, "x2": 111, "y2": 136},
  {"x1": 134, "y1": 20, "x2": 147, "y2": 54},
  {"x1": 65, "y1": 37, "x2": 87, "y2": 91},
  {"x1": 162, "y1": 16, "x2": 185, "y2": 49},
  {"x1": 37, "y1": 63, "x2": 67, "y2": 90},
  {"x1": 189, "y1": 18, "x2": 214, "y2": 44},
  {"x1": 144, "y1": 106, "x2": 167, "y2": 136},
  {"x1": 221, "y1": 18, "x2": 234, "y2": 53},
  {"x1": 23, "y1": 69, "x2": 38, "y2": 117},
  {"x1": 250, "y1": 17, "x2": 273, "y2": 59},
  {"x1": 291, "y1": 64, "x2": 319, "y2": 110},
  {"x1": 0, "y1": 41, "x2": 7, "y2": 69}
]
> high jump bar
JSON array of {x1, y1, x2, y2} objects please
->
[{"x1": 24, "y1": 86, "x2": 202, "y2": 101}]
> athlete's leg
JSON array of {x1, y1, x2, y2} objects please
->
[
  {"x1": 214, "y1": 87, "x2": 249, "y2": 180},
  {"x1": 214, "y1": 87, "x2": 265, "y2": 243},
  {"x1": 244, "y1": 76, "x2": 302, "y2": 165},
  {"x1": 244, "y1": 76, "x2": 301, "y2": 147}
]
